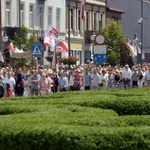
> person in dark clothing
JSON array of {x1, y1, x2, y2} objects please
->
[
  {"x1": 14, "y1": 74, "x2": 24, "y2": 96},
  {"x1": 0, "y1": 83, "x2": 4, "y2": 98}
]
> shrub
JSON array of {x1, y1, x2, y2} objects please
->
[{"x1": 0, "y1": 89, "x2": 150, "y2": 149}]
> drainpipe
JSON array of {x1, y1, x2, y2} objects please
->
[{"x1": 18, "y1": 0, "x2": 21, "y2": 28}]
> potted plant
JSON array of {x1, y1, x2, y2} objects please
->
[
  {"x1": 60, "y1": 56, "x2": 78, "y2": 65},
  {"x1": 45, "y1": 55, "x2": 53, "y2": 62}
]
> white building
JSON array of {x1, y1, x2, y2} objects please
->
[{"x1": 0, "y1": 0, "x2": 66, "y2": 65}]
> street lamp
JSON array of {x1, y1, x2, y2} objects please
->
[
  {"x1": 2, "y1": 34, "x2": 8, "y2": 42},
  {"x1": 140, "y1": 0, "x2": 143, "y2": 65},
  {"x1": 0, "y1": 31, "x2": 8, "y2": 52}
]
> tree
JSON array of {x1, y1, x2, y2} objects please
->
[
  {"x1": 120, "y1": 41, "x2": 134, "y2": 67},
  {"x1": 100, "y1": 21, "x2": 126, "y2": 66},
  {"x1": 11, "y1": 25, "x2": 36, "y2": 51}
]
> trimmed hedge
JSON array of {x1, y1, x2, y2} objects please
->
[{"x1": 0, "y1": 88, "x2": 150, "y2": 149}]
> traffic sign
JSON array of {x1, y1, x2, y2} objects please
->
[
  {"x1": 94, "y1": 45, "x2": 106, "y2": 54},
  {"x1": 31, "y1": 43, "x2": 42, "y2": 57},
  {"x1": 94, "y1": 34, "x2": 106, "y2": 45},
  {"x1": 93, "y1": 54, "x2": 107, "y2": 63},
  {"x1": 37, "y1": 57, "x2": 42, "y2": 61}
]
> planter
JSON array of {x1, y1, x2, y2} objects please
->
[{"x1": 60, "y1": 56, "x2": 78, "y2": 65}]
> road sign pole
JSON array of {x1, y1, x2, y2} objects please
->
[{"x1": 34, "y1": 57, "x2": 38, "y2": 70}]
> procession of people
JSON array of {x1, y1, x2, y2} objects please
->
[{"x1": 0, "y1": 62, "x2": 150, "y2": 98}]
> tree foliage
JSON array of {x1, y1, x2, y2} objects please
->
[
  {"x1": 101, "y1": 21, "x2": 126, "y2": 66},
  {"x1": 11, "y1": 25, "x2": 36, "y2": 51},
  {"x1": 120, "y1": 41, "x2": 134, "y2": 67}
]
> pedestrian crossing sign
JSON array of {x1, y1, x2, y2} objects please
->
[{"x1": 31, "y1": 44, "x2": 42, "y2": 57}]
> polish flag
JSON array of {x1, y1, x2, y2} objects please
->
[
  {"x1": 47, "y1": 25, "x2": 58, "y2": 36},
  {"x1": 59, "y1": 41, "x2": 69, "y2": 52},
  {"x1": 43, "y1": 30, "x2": 56, "y2": 51},
  {"x1": 127, "y1": 41, "x2": 137, "y2": 57},
  {"x1": 80, "y1": 0, "x2": 86, "y2": 20},
  {"x1": 7, "y1": 42, "x2": 14, "y2": 51}
]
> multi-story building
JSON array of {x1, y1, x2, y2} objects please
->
[
  {"x1": 107, "y1": 0, "x2": 150, "y2": 63},
  {"x1": 66, "y1": 0, "x2": 106, "y2": 64},
  {"x1": 0, "y1": 0, "x2": 66, "y2": 65}
]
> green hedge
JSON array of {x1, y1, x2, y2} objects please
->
[{"x1": 0, "y1": 89, "x2": 150, "y2": 149}]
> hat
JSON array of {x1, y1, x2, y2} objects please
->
[
  {"x1": 0, "y1": 75, "x2": 3, "y2": 79},
  {"x1": 47, "y1": 69, "x2": 53, "y2": 74},
  {"x1": 77, "y1": 68, "x2": 81, "y2": 73}
]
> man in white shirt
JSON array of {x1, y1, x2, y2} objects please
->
[
  {"x1": 5, "y1": 71, "x2": 16, "y2": 93},
  {"x1": 58, "y1": 73, "x2": 67, "y2": 92},
  {"x1": 91, "y1": 69, "x2": 100, "y2": 89},
  {"x1": 122, "y1": 64, "x2": 132, "y2": 89},
  {"x1": 145, "y1": 68, "x2": 150, "y2": 87}
]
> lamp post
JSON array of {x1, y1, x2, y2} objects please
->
[
  {"x1": 0, "y1": 31, "x2": 8, "y2": 52},
  {"x1": 141, "y1": 0, "x2": 144, "y2": 65},
  {"x1": 68, "y1": 0, "x2": 71, "y2": 58}
]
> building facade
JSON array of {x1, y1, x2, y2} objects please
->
[
  {"x1": 0, "y1": 0, "x2": 66, "y2": 65},
  {"x1": 107, "y1": 0, "x2": 150, "y2": 63},
  {"x1": 66, "y1": 0, "x2": 106, "y2": 64}
]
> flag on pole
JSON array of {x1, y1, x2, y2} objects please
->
[
  {"x1": 43, "y1": 25, "x2": 58, "y2": 49},
  {"x1": 134, "y1": 43, "x2": 141, "y2": 54},
  {"x1": 127, "y1": 39, "x2": 137, "y2": 57},
  {"x1": 80, "y1": 0, "x2": 86, "y2": 20},
  {"x1": 59, "y1": 41, "x2": 69, "y2": 52},
  {"x1": 7, "y1": 42, "x2": 14, "y2": 51},
  {"x1": 43, "y1": 30, "x2": 55, "y2": 48},
  {"x1": 47, "y1": 25, "x2": 58, "y2": 36}
]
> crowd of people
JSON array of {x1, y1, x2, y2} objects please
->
[{"x1": 0, "y1": 62, "x2": 150, "y2": 98}]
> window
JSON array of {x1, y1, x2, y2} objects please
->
[
  {"x1": 86, "y1": 11, "x2": 89, "y2": 30},
  {"x1": 56, "y1": 8, "x2": 61, "y2": 31},
  {"x1": 29, "y1": 5, "x2": 34, "y2": 29},
  {"x1": 112, "y1": 17, "x2": 118, "y2": 23},
  {"x1": 70, "y1": 9, "x2": 73, "y2": 30},
  {"x1": 99, "y1": 13, "x2": 103, "y2": 29},
  {"x1": 20, "y1": 4, "x2": 24, "y2": 25},
  {"x1": 48, "y1": 7, "x2": 52, "y2": 26},
  {"x1": 5, "y1": 2, "x2": 11, "y2": 26},
  {"x1": 39, "y1": 6, "x2": 43, "y2": 29},
  {"x1": 78, "y1": 10, "x2": 81, "y2": 31},
  {"x1": 94, "y1": 12, "x2": 97, "y2": 31}
]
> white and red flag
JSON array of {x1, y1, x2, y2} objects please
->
[
  {"x1": 47, "y1": 25, "x2": 58, "y2": 36},
  {"x1": 43, "y1": 30, "x2": 55, "y2": 49},
  {"x1": 127, "y1": 39, "x2": 137, "y2": 57},
  {"x1": 59, "y1": 41, "x2": 69, "y2": 52},
  {"x1": 43, "y1": 25, "x2": 58, "y2": 50},
  {"x1": 7, "y1": 42, "x2": 14, "y2": 51},
  {"x1": 80, "y1": 0, "x2": 86, "y2": 20}
]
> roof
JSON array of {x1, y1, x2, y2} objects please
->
[{"x1": 107, "y1": 7, "x2": 125, "y2": 13}]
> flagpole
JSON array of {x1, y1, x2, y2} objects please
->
[
  {"x1": 82, "y1": 20, "x2": 85, "y2": 90},
  {"x1": 68, "y1": 0, "x2": 71, "y2": 59},
  {"x1": 141, "y1": 0, "x2": 143, "y2": 65},
  {"x1": 81, "y1": 0, "x2": 86, "y2": 90}
]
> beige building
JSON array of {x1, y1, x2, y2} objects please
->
[
  {"x1": 106, "y1": 7, "x2": 124, "y2": 25},
  {"x1": 66, "y1": 0, "x2": 106, "y2": 64}
]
